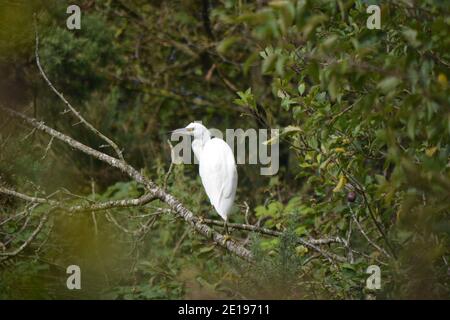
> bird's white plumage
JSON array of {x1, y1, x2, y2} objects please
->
[
  {"x1": 173, "y1": 122, "x2": 238, "y2": 222},
  {"x1": 199, "y1": 138, "x2": 237, "y2": 221}
]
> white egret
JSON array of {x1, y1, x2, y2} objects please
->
[{"x1": 172, "y1": 122, "x2": 238, "y2": 237}]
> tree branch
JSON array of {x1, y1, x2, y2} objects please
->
[
  {"x1": 202, "y1": 218, "x2": 347, "y2": 262},
  {"x1": 1, "y1": 183, "x2": 346, "y2": 262},
  {"x1": 34, "y1": 22, "x2": 125, "y2": 161},
  {"x1": 0, "y1": 186, "x2": 56, "y2": 205}
]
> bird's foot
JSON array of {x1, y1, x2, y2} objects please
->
[
  {"x1": 221, "y1": 234, "x2": 232, "y2": 245},
  {"x1": 198, "y1": 216, "x2": 205, "y2": 224}
]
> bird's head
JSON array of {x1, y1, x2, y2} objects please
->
[{"x1": 172, "y1": 122, "x2": 210, "y2": 141}]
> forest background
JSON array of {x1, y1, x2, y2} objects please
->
[{"x1": 0, "y1": 0, "x2": 449, "y2": 299}]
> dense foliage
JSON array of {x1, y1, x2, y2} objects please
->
[{"x1": 0, "y1": 0, "x2": 449, "y2": 299}]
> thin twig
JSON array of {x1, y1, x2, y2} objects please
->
[
  {"x1": 91, "y1": 179, "x2": 98, "y2": 236},
  {"x1": 164, "y1": 139, "x2": 175, "y2": 191},
  {"x1": 349, "y1": 205, "x2": 391, "y2": 258},
  {"x1": 0, "y1": 210, "x2": 50, "y2": 261},
  {"x1": 170, "y1": 228, "x2": 189, "y2": 262},
  {"x1": 41, "y1": 136, "x2": 54, "y2": 160},
  {"x1": 34, "y1": 19, "x2": 125, "y2": 161}
]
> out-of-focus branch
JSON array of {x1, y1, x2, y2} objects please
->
[
  {"x1": 0, "y1": 186, "x2": 153, "y2": 213},
  {"x1": 164, "y1": 139, "x2": 175, "y2": 191},
  {"x1": 1, "y1": 105, "x2": 151, "y2": 187},
  {"x1": 0, "y1": 210, "x2": 50, "y2": 261},
  {"x1": 0, "y1": 186, "x2": 56, "y2": 205}
]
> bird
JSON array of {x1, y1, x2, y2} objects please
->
[{"x1": 172, "y1": 122, "x2": 238, "y2": 238}]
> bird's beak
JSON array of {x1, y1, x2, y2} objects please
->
[{"x1": 171, "y1": 128, "x2": 191, "y2": 136}]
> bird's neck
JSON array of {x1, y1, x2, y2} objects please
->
[{"x1": 192, "y1": 131, "x2": 211, "y2": 161}]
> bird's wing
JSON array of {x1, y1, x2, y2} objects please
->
[{"x1": 199, "y1": 138, "x2": 237, "y2": 210}]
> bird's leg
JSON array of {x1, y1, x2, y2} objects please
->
[
  {"x1": 224, "y1": 220, "x2": 229, "y2": 235},
  {"x1": 222, "y1": 220, "x2": 231, "y2": 245}
]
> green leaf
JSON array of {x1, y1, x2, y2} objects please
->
[
  {"x1": 298, "y1": 83, "x2": 306, "y2": 95},
  {"x1": 216, "y1": 36, "x2": 239, "y2": 54},
  {"x1": 377, "y1": 77, "x2": 401, "y2": 93},
  {"x1": 262, "y1": 53, "x2": 277, "y2": 74},
  {"x1": 294, "y1": 225, "x2": 307, "y2": 236},
  {"x1": 402, "y1": 28, "x2": 421, "y2": 47}
]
